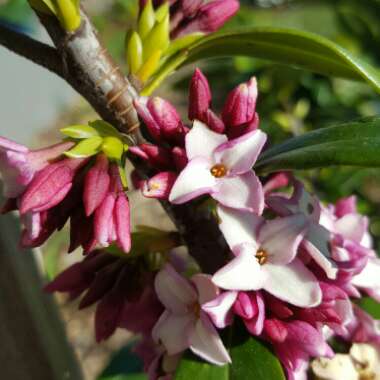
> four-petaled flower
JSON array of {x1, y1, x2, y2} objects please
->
[
  {"x1": 153, "y1": 264, "x2": 231, "y2": 365},
  {"x1": 169, "y1": 121, "x2": 267, "y2": 213},
  {"x1": 212, "y1": 206, "x2": 322, "y2": 307}
]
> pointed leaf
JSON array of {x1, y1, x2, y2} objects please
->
[
  {"x1": 138, "y1": 0, "x2": 155, "y2": 39},
  {"x1": 125, "y1": 30, "x2": 143, "y2": 75},
  {"x1": 89, "y1": 120, "x2": 121, "y2": 138},
  {"x1": 65, "y1": 136, "x2": 103, "y2": 158},
  {"x1": 102, "y1": 137, "x2": 125, "y2": 161},
  {"x1": 146, "y1": 27, "x2": 380, "y2": 95},
  {"x1": 255, "y1": 116, "x2": 380, "y2": 173},
  {"x1": 61, "y1": 124, "x2": 99, "y2": 139}
]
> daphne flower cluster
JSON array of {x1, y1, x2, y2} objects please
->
[
  {"x1": 0, "y1": 124, "x2": 132, "y2": 253},
  {"x1": 128, "y1": 69, "x2": 380, "y2": 379},
  {"x1": 2, "y1": 68, "x2": 380, "y2": 380}
]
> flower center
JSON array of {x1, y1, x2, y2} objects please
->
[
  {"x1": 255, "y1": 248, "x2": 268, "y2": 265},
  {"x1": 191, "y1": 302, "x2": 201, "y2": 318},
  {"x1": 210, "y1": 164, "x2": 227, "y2": 178}
]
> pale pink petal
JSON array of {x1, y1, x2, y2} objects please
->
[
  {"x1": 189, "y1": 314, "x2": 231, "y2": 365},
  {"x1": 153, "y1": 311, "x2": 194, "y2": 355},
  {"x1": 212, "y1": 245, "x2": 266, "y2": 291},
  {"x1": 213, "y1": 129, "x2": 267, "y2": 175},
  {"x1": 155, "y1": 264, "x2": 197, "y2": 313},
  {"x1": 186, "y1": 120, "x2": 227, "y2": 161},
  {"x1": 352, "y1": 258, "x2": 380, "y2": 291},
  {"x1": 0, "y1": 136, "x2": 28, "y2": 153},
  {"x1": 217, "y1": 205, "x2": 261, "y2": 250},
  {"x1": 202, "y1": 291, "x2": 238, "y2": 328},
  {"x1": 191, "y1": 274, "x2": 220, "y2": 305},
  {"x1": 264, "y1": 259, "x2": 322, "y2": 307},
  {"x1": 311, "y1": 355, "x2": 358, "y2": 380},
  {"x1": 335, "y1": 214, "x2": 368, "y2": 243},
  {"x1": 259, "y1": 214, "x2": 308, "y2": 264},
  {"x1": 169, "y1": 157, "x2": 216, "y2": 204},
  {"x1": 213, "y1": 172, "x2": 264, "y2": 213},
  {"x1": 114, "y1": 194, "x2": 131, "y2": 253},
  {"x1": 302, "y1": 239, "x2": 337, "y2": 280}
]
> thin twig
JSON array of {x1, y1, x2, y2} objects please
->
[{"x1": 0, "y1": 24, "x2": 65, "y2": 78}]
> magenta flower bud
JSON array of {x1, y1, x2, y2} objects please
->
[
  {"x1": 263, "y1": 172, "x2": 290, "y2": 195},
  {"x1": 93, "y1": 164, "x2": 131, "y2": 253},
  {"x1": 114, "y1": 193, "x2": 131, "y2": 253},
  {"x1": 222, "y1": 77, "x2": 258, "y2": 129},
  {"x1": 0, "y1": 137, "x2": 74, "y2": 198},
  {"x1": 130, "y1": 144, "x2": 172, "y2": 170},
  {"x1": 173, "y1": 0, "x2": 239, "y2": 37},
  {"x1": 264, "y1": 319, "x2": 288, "y2": 343},
  {"x1": 188, "y1": 68, "x2": 212, "y2": 121},
  {"x1": 234, "y1": 292, "x2": 258, "y2": 320},
  {"x1": 83, "y1": 154, "x2": 110, "y2": 217},
  {"x1": 265, "y1": 295, "x2": 293, "y2": 319},
  {"x1": 171, "y1": 147, "x2": 188, "y2": 171},
  {"x1": 335, "y1": 196, "x2": 357, "y2": 218},
  {"x1": 20, "y1": 158, "x2": 87, "y2": 215},
  {"x1": 205, "y1": 109, "x2": 225, "y2": 134},
  {"x1": 130, "y1": 170, "x2": 145, "y2": 190},
  {"x1": 181, "y1": 0, "x2": 203, "y2": 17},
  {"x1": 142, "y1": 172, "x2": 177, "y2": 199},
  {"x1": 134, "y1": 99, "x2": 161, "y2": 142},
  {"x1": 147, "y1": 97, "x2": 187, "y2": 144}
]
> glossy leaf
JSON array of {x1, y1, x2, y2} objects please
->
[
  {"x1": 65, "y1": 136, "x2": 103, "y2": 158},
  {"x1": 126, "y1": 30, "x2": 143, "y2": 75},
  {"x1": 175, "y1": 321, "x2": 285, "y2": 380},
  {"x1": 89, "y1": 120, "x2": 121, "y2": 138},
  {"x1": 255, "y1": 116, "x2": 380, "y2": 173},
  {"x1": 61, "y1": 124, "x2": 99, "y2": 139},
  {"x1": 145, "y1": 27, "x2": 380, "y2": 94},
  {"x1": 102, "y1": 137, "x2": 125, "y2": 160},
  {"x1": 358, "y1": 298, "x2": 380, "y2": 319},
  {"x1": 138, "y1": 0, "x2": 155, "y2": 39}
]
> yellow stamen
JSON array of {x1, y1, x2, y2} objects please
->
[
  {"x1": 210, "y1": 164, "x2": 227, "y2": 178},
  {"x1": 256, "y1": 249, "x2": 268, "y2": 265}
]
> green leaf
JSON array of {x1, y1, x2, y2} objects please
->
[
  {"x1": 65, "y1": 136, "x2": 103, "y2": 158},
  {"x1": 175, "y1": 321, "x2": 285, "y2": 380},
  {"x1": 147, "y1": 27, "x2": 380, "y2": 94},
  {"x1": 89, "y1": 120, "x2": 121, "y2": 138},
  {"x1": 61, "y1": 124, "x2": 99, "y2": 139},
  {"x1": 143, "y1": 13, "x2": 170, "y2": 61},
  {"x1": 98, "y1": 343, "x2": 147, "y2": 380},
  {"x1": 138, "y1": 0, "x2": 155, "y2": 39},
  {"x1": 125, "y1": 30, "x2": 143, "y2": 75},
  {"x1": 358, "y1": 298, "x2": 380, "y2": 319},
  {"x1": 102, "y1": 136, "x2": 125, "y2": 160},
  {"x1": 255, "y1": 116, "x2": 380, "y2": 173}
]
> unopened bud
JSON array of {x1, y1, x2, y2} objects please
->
[{"x1": 188, "y1": 68, "x2": 212, "y2": 121}]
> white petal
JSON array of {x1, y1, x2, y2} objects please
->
[
  {"x1": 259, "y1": 214, "x2": 307, "y2": 264},
  {"x1": 202, "y1": 291, "x2": 238, "y2": 328},
  {"x1": 169, "y1": 157, "x2": 216, "y2": 204},
  {"x1": 350, "y1": 343, "x2": 380, "y2": 375},
  {"x1": 186, "y1": 120, "x2": 227, "y2": 161},
  {"x1": 335, "y1": 214, "x2": 368, "y2": 243},
  {"x1": 264, "y1": 259, "x2": 322, "y2": 307},
  {"x1": 213, "y1": 172, "x2": 264, "y2": 213},
  {"x1": 302, "y1": 239, "x2": 337, "y2": 280},
  {"x1": 153, "y1": 311, "x2": 194, "y2": 355},
  {"x1": 155, "y1": 264, "x2": 197, "y2": 313},
  {"x1": 189, "y1": 314, "x2": 231, "y2": 365},
  {"x1": 212, "y1": 246, "x2": 266, "y2": 291},
  {"x1": 217, "y1": 205, "x2": 261, "y2": 250},
  {"x1": 191, "y1": 274, "x2": 219, "y2": 305},
  {"x1": 352, "y1": 258, "x2": 380, "y2": 290},
  {"x1": 213, "y1": 129, "x2": 267, "y2": 175}
]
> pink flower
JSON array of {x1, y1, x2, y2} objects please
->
[
  {"x1": 267, "y1": 180, "x2": 338, "y2": 279},
  {"x1": 169, "y1": 121, "x2": 266, "y2": 213},
  {"x1": 0, "y1": 137, "x2": 73, "y2": 198},
  {"x1": 153, "y1": 264, "x2": 231, "y2": 365},
  {"x1": 212, "y1": 205, "x2": 322, "y2": 307}
]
